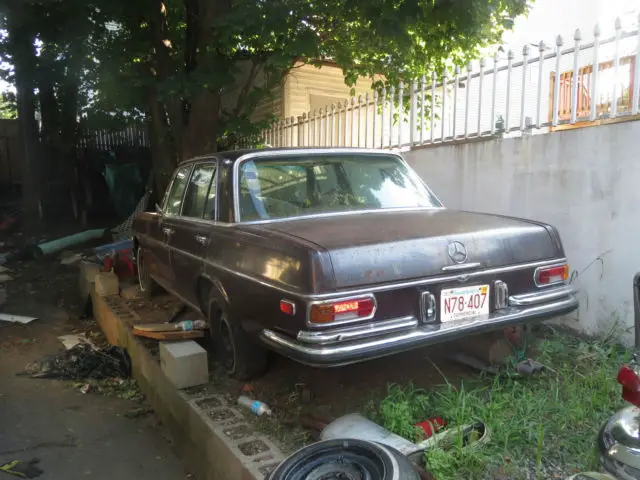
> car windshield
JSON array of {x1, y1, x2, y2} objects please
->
[{"x1": 237, "y1": 154, "x2": 441, "y2": 222}]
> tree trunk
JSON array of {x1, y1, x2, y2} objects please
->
[{"x1": 7, "y1": 10, "x2": 42, "y2": 236}]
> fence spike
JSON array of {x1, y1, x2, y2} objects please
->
[
  {"x1": 389, "y1": 86, "x2": 395, "y2": 148},
  {"x1": 397, "y1": 82, "x2": 404, "y2": 146},
  {"x1": 419, "y1": 75, "x2": 426, "y2": 145},
  {"x1": 357, "y1": 95, "x2": 363, "y2": 147},
  {"x1": 410, "y1": 79, "x2": 418, "y2": 146},
  {"x1": 372, "y1": 91, "x2": 378, "y2": 149},
  {"x1": 350, "y1": 97, "x2": 356, "y2": 147},
  {"x1": 441, "y1": 71, "x2": 447, "y2": 141},
  {"x1": 380, "y1": 88, "x2": 386, "y2": 148}
]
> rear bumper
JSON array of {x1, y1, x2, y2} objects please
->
[{"x1": 260, "y1": 285, "x2": 578, "y2": 367}]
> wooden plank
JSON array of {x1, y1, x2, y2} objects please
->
[{"x1": 132, "y1": 328, "x2": 204, "y2": 341}]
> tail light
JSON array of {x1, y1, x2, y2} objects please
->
[
  {"x1": 534, "y1": 263, "x2": 569, "y2": 286},
  {"x1": 310, "y1": 297, "x2": 376, "y2": 324},
  {"x1": 618, "y1": 364, "x2": 640, "y2": 406}
]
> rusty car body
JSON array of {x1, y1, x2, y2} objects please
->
[{"x1": 132, "y1": 148, "x2": 579, "y2": 379}]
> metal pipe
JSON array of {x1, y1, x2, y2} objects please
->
[{"x1": 633, "y1": 273, "x2": 640, "y2": 352}]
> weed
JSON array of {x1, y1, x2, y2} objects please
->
[{"x1": 371, "y1": 328, "x2": 630, "y2": 479}]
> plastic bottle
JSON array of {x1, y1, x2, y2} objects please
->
[
  {"x1": 174, "y1": 319, "x2": 207, "y2": 331},
  {"x1": 237, "y1": 395, "x2": 272, "y2": 416}
]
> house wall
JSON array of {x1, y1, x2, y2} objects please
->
[
  {"x1": 404, "y1": 119, "x2": 640, "y2": 343},
  {"x1": 283, "y1": 62, "x2": 375, "y2": 119}
]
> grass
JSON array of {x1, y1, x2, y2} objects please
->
[{"x1": 368, "y1": 327, "x2": 630, "y2": 479}]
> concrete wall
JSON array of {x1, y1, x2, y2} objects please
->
[{"x1": 405, "y1": 119, "x2": 640, "y2": 342}]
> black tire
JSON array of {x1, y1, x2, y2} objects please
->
[
  {"x1": 207, "y1": 299, "x2": 268, "y2": 380},
  {"x1": 137, "y1": 247, "x2": 158, "y2": 299},
  {"x1": 267, "y1": 438, "x2": 420, "y2": 480}
]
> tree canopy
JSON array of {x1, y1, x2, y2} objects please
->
[{"x1": 1, "y1": 0, "x2": 530, "y2": 206}]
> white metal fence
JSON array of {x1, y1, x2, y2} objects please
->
[{"x1": 262, "y1": 14, "x2": 640, "y2": 149}]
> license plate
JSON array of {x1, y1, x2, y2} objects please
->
[{"x1": 440, "y1": 285, "x2": 490, "y2": 322}]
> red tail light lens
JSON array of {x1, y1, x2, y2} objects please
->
[
  {"x1": 310, "y1": 297, "x2": 376, "y2": 324},
  {"x1": 280, "y1": 300, "x2": 296, "y2": 316},
  {"x1": 618, "y1": 364, "x2": 640, "y2": 407},
  {"x1": 535, "y1": 264, "x2": 569, "y2": 286}
]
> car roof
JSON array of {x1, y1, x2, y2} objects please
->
[{"x1": 179, "y1": 147, "x2": 400, "y2": 166}]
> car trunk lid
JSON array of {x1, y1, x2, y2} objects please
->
[{"x1": 249, "y1": 209, "x2": 559, "y2": 288}]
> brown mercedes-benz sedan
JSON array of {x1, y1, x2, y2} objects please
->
[{"x1": 132, "y1": 148, "x2": 578, "y2": 379}]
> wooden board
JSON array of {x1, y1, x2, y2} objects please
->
[{"x1": 132, "y1": 327, "x2": 204, "y2": 341}]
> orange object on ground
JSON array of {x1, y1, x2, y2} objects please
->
[{"x1": 415, "y1": 417, "x2": 447, "y2": 439}]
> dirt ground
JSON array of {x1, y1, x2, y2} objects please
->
[{"x1": 0, "y1": 257, "x2": 192, "y2": 479}]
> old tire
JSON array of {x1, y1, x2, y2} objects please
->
[
  {"x1": 266, "y1": 438, "x2": 420, "y2": 480},
  {"x1": 208, "y1": 301, "x2": 268, "y2": 380},
  {"x1": 136, "y1": 247, "x2": 159, "y2": 299}
]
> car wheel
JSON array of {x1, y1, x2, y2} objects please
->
[
  {"x1": 266, "y1": 438, "x2": 420, "y2": 480},
  {"x1": 136, "y1": 247, "x2": 158, "y2": 299},
  {"x1": 207, "y1": 301, "x2": 268, "y2": 380}
]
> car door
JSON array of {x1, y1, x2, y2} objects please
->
[
  {"x1": 151, "y1": 163, "x2": 194, "y2": 290},
  {"x1": 168, "y1": 161, "x2": 218, "y2": 308}
]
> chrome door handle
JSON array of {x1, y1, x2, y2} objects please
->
[
  {"x1": 194, "y1": 235, "x2": 209, "y2": 246},
  {"x1": 162, "y1": 227, "x2": 174, "y2": 236}
]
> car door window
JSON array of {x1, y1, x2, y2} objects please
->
[
  {"x1": 202, "y1": 166, "x2": 218, "y2": 220},
  {"x1": 182, "y1": 164, "x2": 217, "y2": 219},
  {"x1": 164, "y1": 165, "x2": 193, "y2": 216}
]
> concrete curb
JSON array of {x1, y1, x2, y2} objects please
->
[{"x1": 90, "y1": 289, "x2": 284, "y2": 480}]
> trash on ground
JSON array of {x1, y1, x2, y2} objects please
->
[
  {"x1": 60, "y1": 252, "x2": 84, "y2": 266},
  {"x1": 0, "y1": 458, "x2": 43, "y2": 478},
  {"x1": 321, "y1": 412, "x2": 421, "y2": 457},
  {"x1": 131, "y1": 327, "x2": 204, "y2": 341},
  {"x1": 123, "y1": 407, "x2": 154, "y2": 419},
  {"x1": 415, "y1": 417, "x2": 447, "y2": 440},
  {"x1": 237, "y1": 395, "x2": 272, "y2": 416},
  {"x1": 0, "y1": 274, "x2": 12, "y2": 283},
  {"x1": 57, "y1": 334, "x2": 96, "y2": 351},
  {"x1": 19, "y1": 344, "x2": 131, "y2": 380},
  {"x1": 516, "y1": 358, "x2": 545, "y2": 376},
  {"x1": 0, "y1": 313, "x2": 38, "y2": 324},
  {"x1": 80, "y1": 383, "x2": 90, "y2": 394},
  {"x1": 33, "y1": 228, "x2": 107, "y2": 258},
  {"x1": 94, "y1": 239, "x2": 135, "y2": 278},
  {"x1": 416, "y1": 421, "x2": 490, "y2": 451},
  {"x1": 133, "y1": 320, "x2": 207, "y2": 333}
]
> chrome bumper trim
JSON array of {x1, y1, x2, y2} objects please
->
[
  {"x1": 509, "y1": 285, "x2": 575, "y2": 306},
  {"x1": 260, "y1": 292, "x2": 579, "y2": 367},
  {"x1": 296, "y1": 316, "x2": 418, "y2": 345}
]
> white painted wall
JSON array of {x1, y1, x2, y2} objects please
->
[{"x1": 404, "y1": 119, "x2": 640, "y2": 342}]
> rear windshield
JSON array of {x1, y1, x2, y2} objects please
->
[{"x1": 237, "y1": 154, "x2": 441, "y2": 222}]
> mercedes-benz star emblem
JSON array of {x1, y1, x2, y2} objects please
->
[{"x1": 447, "y1": 241, "x2": 468, "y2": 264}]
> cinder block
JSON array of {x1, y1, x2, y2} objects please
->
[
  {"x1": 79, "y1": 260, "x2": 106, "y2": 299},
  {"x1": 95, "y1": 271, "x2": 120, "y2": 296},
  {"x1": 160, "y1": 341, "x2": 209, "y2": 389}
]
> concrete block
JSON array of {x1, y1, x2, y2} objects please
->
[
  {"x1": 160, "y1": 341, "x2": 208, "y2": 389},
  {"x1": 79, "y1": 261, "x2": 106, "y2": 299},
  {"x1": 95, "y1": 271, "x2": 120, "y2": 297}
]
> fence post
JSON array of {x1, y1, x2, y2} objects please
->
[
  {"x1": 357, "y1": 95, "x2": 363, "y2": 147},
  {"x1": 430, "y1": 72, "x2": 436, "y2": 143},
  {"x1": 478, "y1": 58, "x2": 485, "y2": 135},
  {"x1": 570, "y1": 28, "x2": 582, "y2": 124},
  {"x1": 590, "y1": 24, "x2": 601, "y2": 122},
  {"x1": 552, "y1": 35, "x2": 563, "y2": 127},
  {"x1": 364, "y1": 93, "x2": 370, "y2": 148},
  {"x1": 464, "y1": 63, "x2": 472, "y2": 138},
  {"x1": 410, "y1": 79, "x2": 417, "y2": 146},
  {"x1": 536, "y1": 41, "x2": 545, "y2": 128},
  {"x1": 297, "y1": 115, "x2": 305, "y2": 147},
  {"x1": 397, "y1": 82, "x2": 404, "y2": 147},
  {"x1": 389, "y1": 86, "x2": 395, "y2": 148},
  {"x1": 452, "y1": 66, "x2": 459, "y2": 138},
  {"x1": 441, "y1": 72, "x2": 447, "y2": 140},
  {"x1": 520, "y1": 45, "x2": 529, "y2": 131},
  {"x1": 612, "y1": 18, "x2": 622, "y2": 118},
  {"x1": 505, "y1": 50, "x2": 514, "y2": 132},
  {"x1": 372, "y1": 91, "x2": 378, "y2": 149},
  {"x1": 632, "y1": 12, "x2": 640, "y2": 115},
  {"x1": 491, "y1": 53, "x2": 498, "y2": 135}
]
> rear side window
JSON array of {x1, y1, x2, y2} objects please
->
[
  {"x1": 164, "y1": 165, "x2": 193, "y2": 215},
  {"x1": 182, "y1": 164, "x2": 217, "y2": 218}
]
